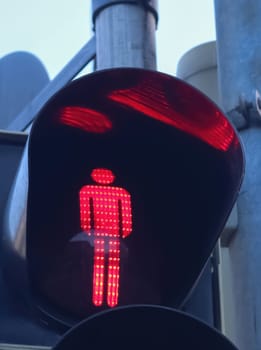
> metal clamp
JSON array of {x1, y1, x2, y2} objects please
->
[
  {"x1": 227, "y1": 92, "x2": 261, "y2": 131},
  {"x1": 92, "y1": 0, "x2": 158, "y2": 27}
]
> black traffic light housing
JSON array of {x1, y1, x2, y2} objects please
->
[
  {"x1": 53, "y1": 305, "x2": 238, "y2": 350},
  {"x1": 3, "y1": 68, "x2": 244, "y2": 333}
]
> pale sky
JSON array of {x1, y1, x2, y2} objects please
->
[{"x1": 0, "y1": 0, "x2": 216, "y2": 78}]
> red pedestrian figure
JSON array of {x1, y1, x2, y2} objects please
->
[{"x1": 79, "y1": 168, "x2": 132, "y2": 307}]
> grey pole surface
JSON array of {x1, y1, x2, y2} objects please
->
[
  {"x1": 215, "y1": 0, "x2": 261, "y2": 114},
  {"x1": 92, "y1": 0, "x2": 157, "y2": 70},
  {"x1": 215, "y1": 1, "x2": 261, "y2": 349}
]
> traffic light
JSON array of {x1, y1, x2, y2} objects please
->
[{"x1": 3, "y1": 68, "x2": 243, "y2": 337}]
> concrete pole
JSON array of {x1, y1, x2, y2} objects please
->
[
  {"x1": 214, "y1": 1, "x2": 261, "y2": 350},
  {"x1": 92, "y1": 0, "x2": 157, "y2": 70}
]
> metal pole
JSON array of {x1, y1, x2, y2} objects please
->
[
  {"x1": 215, "y1": 0, "x2": 261, "y2": 114},
  {"x1": 214, "y1": 1, "x2": 261, "y2": 349},
  {"x1": 92, "y1": 0, "x2": 158, "y2": 70}
]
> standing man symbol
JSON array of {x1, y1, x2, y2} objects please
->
[{"x1": 79, "y1": 168, "x2": 132, "y2": 307}]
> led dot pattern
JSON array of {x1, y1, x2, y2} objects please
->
[
  {"x1": 91, "y1": 168, "x2": 115, "y2": 185},
  {"x1": 107, "y1": 240, "x2": 120, "y2": 307},
  {"x1": 93, "y1": 239, "x2": 105, "y2": 306},
  {"x1": 79, "y1": 169, "x2": 132, "y2": 308}
]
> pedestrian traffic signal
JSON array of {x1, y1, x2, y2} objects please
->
[
  {"x1": 3, "y1": 68, "x2": 244, "y2": 328},
  {"x1": 79, "y1": 167, "x2": 132, "y2": 308}
]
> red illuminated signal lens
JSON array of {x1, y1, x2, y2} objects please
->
[
  {"x1": 108, "y1": 82, "x2": 235, "y2": 152},
  {"x1": 79, "y1": 168, "x2": 132, "y2": 308},
  {"x1": 58, "y1": 106, "x2": 112, "y2": 133}
]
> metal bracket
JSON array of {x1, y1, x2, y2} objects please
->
[
  {"x1": 227, "y1": 92, "x2": 261, "y2": 131},
  {"x1": 7, "y1": 37, "x2": 96, "y2": 132},
  {"x1": 92, "y1": 0, "x2": 158, "y2": 27}
]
